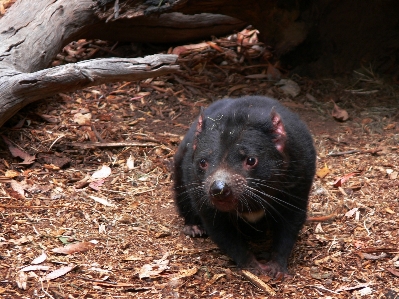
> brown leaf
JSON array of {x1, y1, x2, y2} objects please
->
[
  {"x1": 331, "y1": 101, "x2": 349, "y2": 121},
  {"x1": 52, "y1": 241, "x2": 96, "y2": 255},
  {"x1": 266, "y1": 63, "x2": 281, "y2": 80},
  {"x1": 316, "y1": 163, "x2": 330, "y2": 178},
  {"x1": 38, "y1": 114, "x2": 60, "y2": 123},
  {"x1": 10, "y1": 180, "x2": 27, "y2": 199},
  {"x1": 138, "y1": 253, "x2": 170, "y2": 279},
  {"x1": 170, "y1": 267, "x2": 198, "y2": 281},
  {"x1": 387, "y1": 268, "x2": 399, "y2": 277},
  {"x1": 73, "y1": 112, "x2": 92, "y2": 125},
  {"x1": 89, "y1": 179, "x2": 105, "y2": 191},
  {"x1": 2, "y1": 135, "x2": 36, "y2": 165},
  {"x1": 5, "y1": 170, "x2": 19, "y2": 178},
  {"x1": 44, "y1": 265, "x2": 76, "y2": 281},
  {"x1": 333, "y1": 172, "x2": 358, "y2": 187}
]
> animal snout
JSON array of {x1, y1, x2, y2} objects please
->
[{"x1": 209, "y1": 180, "x2": 231, "y2": 199}]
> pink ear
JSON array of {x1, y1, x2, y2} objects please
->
[
  {"x1": 271, "y1": 109, "x2": 286, "y2": 152},
  {"x1": 193, "y1": 110, "x2": 204, "y2": 151},
  {"x1": 195, "y1": 112, "x2": 204, "y2": 137}
]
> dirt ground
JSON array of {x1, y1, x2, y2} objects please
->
[{"x1": 1, "y1": 40, "x2": 399, "y2": 299}]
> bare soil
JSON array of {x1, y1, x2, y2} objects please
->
[{"x1": 1, "y1": 48, "x2": 399, "y2": 298}]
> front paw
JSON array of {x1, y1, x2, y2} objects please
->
[
  {"x1": 183, "y1": 225, "x2": 206, "y2": 237},
  {"x1": 256, "y1": 260, "x2": 291, "y2": 281},
  {"x1": 245, "y1": 258, "x2": 291, "y2": 281}
]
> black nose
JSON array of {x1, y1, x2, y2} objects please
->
[{"x1": 209, "y1": 180, "x2": 231, "y2": 198}]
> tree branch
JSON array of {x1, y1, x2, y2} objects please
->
[{"x1": 0, "y1": 54, "x2": 179, "y2": 127}]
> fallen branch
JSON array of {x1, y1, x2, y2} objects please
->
[
  {"x1": 327, "y1": 148, "x2": 382, "y2": 156},
  {"x1": 0, "y1": 54, "x2": 179, "y2": 128}
]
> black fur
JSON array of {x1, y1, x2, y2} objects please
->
[{"x1": 173, "y1": 96, "x2": 316, "y2": 278}]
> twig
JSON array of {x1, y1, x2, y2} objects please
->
[
  {"x1": 48, "y1": 134, "x2": 65, "y2": 150},
  {"x1": 328, "y1": 148, "x2": 382, "y2": 156},
  {"x1": 306, "y1": 213, "x2": 337, "y2": 222},
  {"x1": 327, "y1": 150, "x2": 359, "y2": 156},
  {"x1": 241, "y1": 270, "x2": 276, "y2": 296},
  {"x1": 0, "y1": 204, "x2": 69, "y2": 209},
  {"x1": 310, "y1": 285, "x2": 339, "y2": 294},
  {"x1": 344, "y1": 89, "x2": 379, "y2": 95},
  {"x1": 66, "y1": 142, "x2": 159, "y2": 148}
]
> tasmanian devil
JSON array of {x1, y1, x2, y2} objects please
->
[{"x1": 173, "y1": 96, "x2": 316, "y2": 279}]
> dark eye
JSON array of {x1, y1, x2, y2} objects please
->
[
  {"x1": 245, "y1": 157, "x2": 258, "y2": 167},
  {"x1": 199, "y1": 159, "x2": 208, "y2": 169}
]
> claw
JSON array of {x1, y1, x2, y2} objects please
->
[
  {"x1": 183, "y1": 225, "x2": 206, "y2": 237},
  {"x1": 250, "y1": 258, "x2": 291, "y2": 281}
]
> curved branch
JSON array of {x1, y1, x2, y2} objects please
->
[{"x1": 0, "y1": 54, "x2": 179, "y2": 127}]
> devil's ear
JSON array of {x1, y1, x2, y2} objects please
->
[
  {"x1": 270, "y1": 108, "x2": 286, "y2": 153},
  {"x1": 195, "y1": 107, "x2": 205, "y2": 137},
  {"x1": 193, "y1": 108, "x2": 205, "y2": 151}
]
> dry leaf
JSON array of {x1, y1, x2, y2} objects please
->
[
  {"x1": 2, "y1": 135, "x2": 36, "y2": 165},
  {"x1": 388, "y1": 171, "x2": 398, "y2": 180},
  {"x1": 10, "y1": 180, "x2": 27, "y2": 198},
  {"x1": 358, "y1": 286, "x2": 373, "y2": 296},
  {"x1": 316, "y1": 163, "x2": 330, "y2": 178},
  {"x1": 38, "y1": 114, "x2": 60, "y2": 123},
  {"x1": 333, "y1": 172, "x2": 358, "y2": 187},
  {"x1": 52, "y1": 241, "x2": 96, "y2": 255},
  {"x1": 359, "y1": 252, "x2": 387, "y2": 260},
  {"x1": 276, "y1": 79, "x2": 300, "y2": 97},
  {"x1": 20, "y1": 265, "x2": 50, "y2": 272},
  {"x1": 345, "y1": 207, "x2": 359, "y2": 218},
  {"x1": 9, "y1": 235, "x2": 33, "y2": 245},
  {"x1": 91, "y1": 165, "x2": 111, "y2": 179},
  {"x1": 44, "y1": 265, "x2": 76, "y2": 281},
  {"x1": 266, "y1": 64, "x2": 281, "y2": 80},
  {"x1": 88, "y1": 195, "x2": 116, "y2": 207},
  {"x1": 315, "y1": 223, "x2": 324, "y2": 233},
  {"x1": 5, "y1": 170, "x2": 19, "y2": 178},
  {"x1": 73, "y1": 112, "x2": 92, "y2": 125},
  {"x1": 16, "y1": 271, "x2": 28, "y2": 290},
  {"x1": 387, "y1": 268, "x2": 399, "y2": 277},
  {"x1": 138, "y1": 253, "x2": 170, "y2": 279},
  {"x1": 170, "y1": 267, "x2": 198, "y2": 281},
  {"x1": 331, "y1": 101, "x2": 349, "y2": 122},
  {"x1": 31, "y1": 251, "x2": 47, "y2": 265},
  {"x1": 89, "y1": 179, "x2": 105, "y2": 191},
  {"x1": 43, "y1": 164, "x2": 60, "y2": 170},
  {"x1": 385, "y1": 207, "x2": 395, "y2": 214},
  {"x1": 127, "y1": 155, "x2": 135, "y2": 170},
  {"x1": 383, "y1": 123, "x2": 396, "y2": 130}
]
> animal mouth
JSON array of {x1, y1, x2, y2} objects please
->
[{"x1": 211, "y1": 195, "x2": 238, "y2": 212}]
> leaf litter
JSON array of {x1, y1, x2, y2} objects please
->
[{"x1": 0, "y1": 26, "x2": 399, "y2": 299}]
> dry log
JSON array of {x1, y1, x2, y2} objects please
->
[{"x1": 0, "y1": 0, "x2": 245, "y2": 128}]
